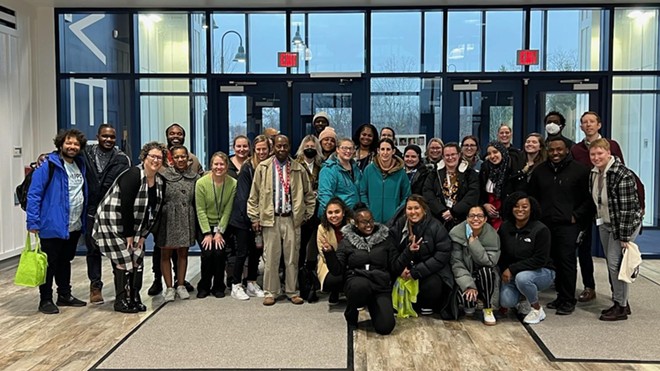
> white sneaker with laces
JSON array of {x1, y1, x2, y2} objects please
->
[
  {"x1": 163, "y1": 287, "x2": 175, "y2": 302},
  {"x1": 231, "y1": 284, "x2": 250, "y2": 301},
  {"x1": 516, "y1": 300, "x2": 532, "y2": 315},
  {"x1": 246, "y1": 281, "x2": 265, "y2": 298},
  {"x1": 523, "y1": 306, "x2": 546, "y2": 324},
  {"x1": 483, "y1": 308, "x2": 496, "y2": 326},
  {"x1": 176, "y1": 285, "x2": 190, "y2": 300}
]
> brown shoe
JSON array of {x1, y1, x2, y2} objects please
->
[
  {"x1": 289, "y1": 296, "x2": 304, "y2": 305},
  {"x1": 263, "y1": 296, "x2": 276, "y2": 306},
  {"x1": 599, "y1": 303, "x2": 628, "y2": 321},
  {"x1": 90, "y1": 287, "x2": 104, "y2": 305},
  {"x1": 577, "y1": 288, "x2": 596, "y2": 302}
]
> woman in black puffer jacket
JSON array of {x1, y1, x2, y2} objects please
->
[
  {"x1": 323, "y1": 204, "x2": 398, "y2": 335},
  {"x1": 390, "y1": 195, "x2": 456, "y2": 319}
]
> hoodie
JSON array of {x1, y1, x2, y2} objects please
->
[{"x1": 360, "y1": 155, "x2": 411, "y2": 224}]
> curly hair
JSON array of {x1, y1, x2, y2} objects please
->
[
  {"x1": 139, "y1": 141, "x2": 168, "y2": 162},
  {"x1": 53, "y1": 129, "x2": 87, "y2": 151},
  {"x1": 502, "y1": 191, "x2": 542, "y2": 223},
  {"x1": 353, "y1": 123, "x2": 379, "y2": 153}
]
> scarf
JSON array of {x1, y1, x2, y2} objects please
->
[{"x1": 485, "y1": 141, "x2": 510, "y2": 199}]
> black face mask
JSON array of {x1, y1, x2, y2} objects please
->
[{"x1": 303, "y1": 148, "x2": 318, "y2": 159}]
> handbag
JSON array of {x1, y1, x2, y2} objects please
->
[{"x1": 14, "y1": 233, "x2": 48, "y2": 287}]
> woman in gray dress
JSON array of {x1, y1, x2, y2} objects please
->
[{"x1": 155, "y1": 145, "x2": 200, "y2": 302}]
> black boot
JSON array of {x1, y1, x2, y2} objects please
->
[
  {"x1": 344, "y1": 306, "x2": 359, "y2": 328},
  {"x1": 148, "y1": 274, "x2": 162, "y2": 296},
  {"x1": 131, "y1": 267, "x2": 147, "y2": 312},
  {"x1": 113, "y1": 267, "x2": 138, "y2": 314}
]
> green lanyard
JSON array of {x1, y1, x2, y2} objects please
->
[{"x1": 212, "y1": 179, "x2": 226, "y2": 222}]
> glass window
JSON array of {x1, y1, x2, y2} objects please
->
[
  {"x1": 422, "y1": 78, "x2": 442, "y2": 140},
  {"x1": 531, "y1": 9, "x2": 602, "y2": 71},
  {"x1": 211, "y1": 13, "x2": 247, "y2": 74},
  {"x1": 485, "y1": 10, "x2": 524, "y2": 72},
  {"x1": 190, "y1": 13, "x2": 207, "y2": 74},
  {"x1": 59, "y1": 13, "x2": 131, "y2": 73},
  {"x1": 300, "y1": 93, "x2": 352, "y2": 139},
  {"x1": 612, "y1": 92, "x2": 657, "y2": 227},
  {"x1": 137, "y1": 13, "x2": 190, "y2": 73},
  {"x1": 292, "y1": 12, "x2": 365, "y2": 73},
  {"x1": 249, "y1": 13, "x2": 286, "y2": 73},
  {"x1": 371, "y1": 11, "x2": 421, "y2": 73},
  {"x1": 613, "y1": 8, "x2": 659, "y2": 71},
  {"x1": 424, "y1": 11, "x2": 443, "y2": 73},
  {"x1": 447, "y1": 11, "x2": 483, "y2": 72},
  {"x1": 613, "y1": 76, "x2": 660, "y2": 90},
  {"x1": 371, "y1": 78, "x2": 421, "y2": 135}
]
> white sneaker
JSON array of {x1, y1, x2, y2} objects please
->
[
  {"x1": 176, "y1": 285, "x2": 190, "y2": 300},
  {"x1": 523, "y1": 306, "x2": 546, "y2": 324},
  {"x1": 483, "y1": 308, "x2": 496, "y2": 326},
  {"x1": 246, "y1": 281, "x2": 265, "y2": 298},
  {"x1": 231, "y1": 284, "x2": 250, "y2": 301},
  {"x1": 163, "y1": 287, "x2": 175, "y2": 302},
  {"x1": 516, "y1": 300, "x2": 532, "y2": 315}
]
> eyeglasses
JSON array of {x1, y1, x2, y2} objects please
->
[
  {"x1": 338, "y1": 146, "x2": 355, "y2": 152},
  {"x1": 357, "y1": 218, "x2": 374, "y2": 226},
  {"x1": 146, "y1": 154, "x2": 163, "y2": 162},
  {"x1": 468, "y1": 214, "x2": 486, "y2": 219}
]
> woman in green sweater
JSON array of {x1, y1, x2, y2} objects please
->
[{"x1": 195, "y1": 151, "x2": 237, "y2": 298}]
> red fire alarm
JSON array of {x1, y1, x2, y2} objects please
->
[
  {"x1": 278, "y1": 52, "x2": 299, "y2": 68},
  {"x1": 516, "y1": 50, "x2": 539, "y2": 66}
]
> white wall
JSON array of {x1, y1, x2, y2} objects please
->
[{"x1": 0, "y1": 0, "x2": 57, "y2": 260}]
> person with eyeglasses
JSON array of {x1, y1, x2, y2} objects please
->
[
  {"x1": 424, "y1": 138, "x2": 445, "y2": 168},
  {"x1": 449, "y1": 205, "x2": 501, "y2": 325},
  {"x1": 93, "y1": 141, "x2": 168, "y2": 313},
  {"x1": 152, "y1": 145, "x2": 200, "y2": 302},
  {"x1": 322, "y1": 204, "x2": 398, "y2": 335},
  {"x1": 423, "y1": 142, "x2": 480, "y2": 231},
  {"x1": 460, "y1": 135, "x2": 483, "y2": 172},
  {"x1": 317, "y1": 138, "x2": 362, "y2": 218}
]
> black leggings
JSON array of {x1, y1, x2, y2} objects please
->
[
  {"x1": 345, "y1": 276, "x2": 395, "y2": 335},
  {"x1": 231, "y1": 227, "x2": 262, "y2": 283},
  {"x1": 322, "y1": 273, "x2": 344, "y2": 293}
]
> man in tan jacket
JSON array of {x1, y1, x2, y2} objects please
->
[{"x1": 248, "y1": 135, "x2": 316, "y2": 305}]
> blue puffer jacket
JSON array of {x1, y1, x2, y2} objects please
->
[
  {"x1": 26, "y1": 152, "x2": 88, "y2": 239},
  {"x1": 317, "y1": 154, "x2": 362, "y2": 218}
]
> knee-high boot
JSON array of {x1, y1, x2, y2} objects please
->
[
  {"x1": 344, "y1": 305, "x2": 358, "y2": 328},
  {"x1": 113, "y1": 267, "x2": 138, "y2": 313},
  {"x1": 131, "y1": 267, "x2": 147, "y2": 312}
]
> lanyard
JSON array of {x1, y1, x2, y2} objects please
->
[
  {"x1": 274, "y1": 159, "x2": 291, "y2": 204},
  {"x1": 212, "y1": 178, "x2": 226, "y2": 219}
]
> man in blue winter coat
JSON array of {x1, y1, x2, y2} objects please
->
[{"x1": 27, "y1": 129, "x2": 89, "y2": 315}]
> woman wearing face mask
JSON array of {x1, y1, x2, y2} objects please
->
[
  {"x1": 544, "y1": 111, "x2": 575, "y2": 148},
  {"x1": 424, "y1": 138, "x2": 444, "y2": 167},
  {"x1": 322, "y1": 205, "x2": 398, "y2": 334},
  {"x1": 353, "y1": 123, "x2": 379, "y2": 171},
  {"x1": 461, "y1": 135, "x2": 483, "y2": 172},
  {"x1": 316, "y1": 197, "x2": 352, "y2": 306},
  {"x1": 480, "y1": 141, "x2": 518, "y2": 230},
  {"x1": 450, "y1": 205, "x2": 501, "y2": 326},
  {"x1": 511, "y1": 133, "x2": 547, "y2": 190},
  {"x1": 228, "y1": 135, "x2": 251, "y2": 179},
  {"x1": 154, "y1": 145, "x2": 200, "y2": 302},
  {"x1": 227, "y1": 135, "x2": 271, "y2": 300},
  {"x1": 390, "y1": 195, "x2": 456, "y2": 318},
  {"x1": 360, "y1": 138, "x2": 411, "y2": 224},
  {"x1": 402, "y1": 145, "x2": 430, "y2": 195},
  {"x1": 195, "y1": 152, "x2": 237, "y2": 299}
]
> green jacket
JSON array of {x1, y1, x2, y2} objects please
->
[
  {"x1": 195, "y1": 174, "x2": 237, "y2": 234},
  {"x1": 360, "y1": 156, "x2": 411, "y2": 224}
]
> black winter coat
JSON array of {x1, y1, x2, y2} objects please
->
[
  {"x1": 229, "y1": 161, "x2": 256, "y2": 230},
  {"x1": 498, "y1": 220, "x2": 554, "y2": 276},
  {"x1": 407, "y1": 163, "x2": 432, "y2": 196},
  {"x1": 83, "y1": 145, "x2": 131, "y2": 214},
  {"x1": 422, "y1": 162, "x2": 479, "y2": 223},
  {"x1": 324, "y1": 223, "x2": 398, "y2": 294}
]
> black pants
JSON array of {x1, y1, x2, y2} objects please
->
[
  {"x1": 345, "y1": 276, "x2": 395, "y2": 335},
  {"x1": 152, "y1": 245, "x2": 179, "y2": 280},
  {"x1": 300, "y1": 217, "x2": 319, "y2": 268},
  {"x1": 416, "y1": 273, "x2": 453, "y2": 311},
  {"x1": 577, "y1": 225, "x2": 596, "y2": 290},
  {"x1": 198, "y1": 248, "x2": 226, "y2": 292},
  {"x1": 461, "y1": 266, "x2": 498, "y2": 309},
  {"x1": 550, "y1": 224, "x2": 579, "y2": 305},
  {"x1": 84, "y1": 215, "x2": 103, "y2": 289},
  {"x1": 230, "y1": 227, "x2": 262, "y2": 284},
  {"x1": 39, "y1": 231, "x2": 81, "y2": 301},
  {"x1": 322, "y1": 272, "x2": 344, "y2": 293}
]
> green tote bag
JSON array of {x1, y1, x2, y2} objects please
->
[{"x1": 14, "y1": 233, "x2": 48, "y2": 287}]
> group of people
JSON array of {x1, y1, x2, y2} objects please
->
[{"x1": 25, "y1": 110, "x2": 643, "y2": 336}]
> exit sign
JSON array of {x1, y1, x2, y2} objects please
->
[
  {"x1": 278, "y1": 52, "x2": 299, "y2": 68},
  {"x1": 517, "y1": 49, "x2": 539, "y2": 66}
]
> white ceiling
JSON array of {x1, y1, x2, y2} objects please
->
[{"x1": 20, "y1": 0, "x2": 660, "y2": 8}]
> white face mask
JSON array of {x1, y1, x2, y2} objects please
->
[{"x1": 546, "y1": 122, "x2": 561, "y2": 135}]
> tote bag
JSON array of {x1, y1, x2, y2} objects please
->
[{"x1": 14, "y1": 233, "x2": 48, "y2": 287}]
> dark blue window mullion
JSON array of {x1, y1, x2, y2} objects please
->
[
  {"x1": 480, "y1": 10, "x2": 486, "y2": 73},
  {"x1": 129, "y1": 11, "x2": 140, "y2": 160},
  {"x1": 187, "y1": 12, "x2": 195, "y2": 156},
  {"x1": 364, "y1": 10, "x2": 372, "y2": 130},
  {"x1": 245, "y1": 13, "x2": 250, "y2": 74},
  {"x1": 601, "y1": 7, "x2": 614, "y2": 133}
]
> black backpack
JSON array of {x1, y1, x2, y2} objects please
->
[{"x1": 16, "y1": 161, "x2": 55, "y2": 211}]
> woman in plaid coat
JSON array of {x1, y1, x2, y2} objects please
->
[
  {"x1": 93, "y1": 142, "x2": 167, "y2": 313},
  {"x1": 589, "y1": 138, "x2": 642, "y2": 321}
]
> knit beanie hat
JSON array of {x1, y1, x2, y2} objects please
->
[
  {"x1": 319, "y1": 127, "x2": 337, "y2": 141},
  {"x1": 313, "y1": 111, "x2": 330, "y2": 123},
  {"x1": 404, "y1": 144, "x2": 422, "y2": 157}
]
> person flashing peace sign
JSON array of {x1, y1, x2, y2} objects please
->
[{"x1": 390, "y1": 195, "x2": 456, "y2": 318}]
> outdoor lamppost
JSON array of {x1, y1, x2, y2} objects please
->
[
  {"x1": 291, "y1": 24, "x2": 312, "y2": 73},
  {"x1": 221, "y1": 30, "x2": 246, "y2": 73}
]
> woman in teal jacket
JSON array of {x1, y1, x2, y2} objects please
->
[
  {"x1": 317, "y1": 138, "x2": 362, "y2": 218},
  {"x1": 360, "y1": 138, "x2": 411, "y2": 224}
]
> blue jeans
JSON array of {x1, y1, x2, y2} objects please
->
[{"x1": 500, "y1": 268, "x2": 555, "y2": 308}]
